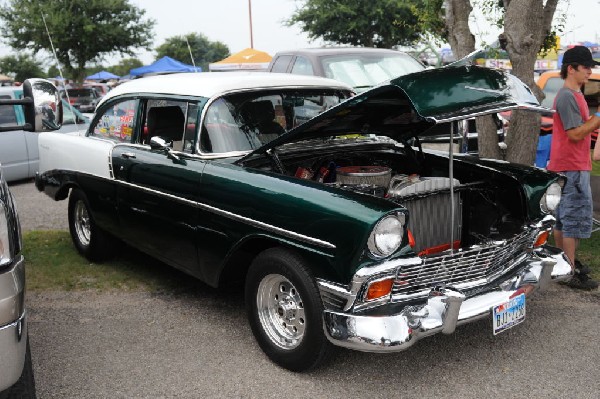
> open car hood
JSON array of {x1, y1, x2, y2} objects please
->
[{"x1": 246, "y1": 65, "x2": 548, "y2": 156}]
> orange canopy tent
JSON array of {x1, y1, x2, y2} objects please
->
[{"x1": 209, "y1": 48, "x2": 272, "y2": 71}]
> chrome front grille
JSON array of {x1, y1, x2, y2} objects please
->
[
  {"x1": 392, "y1": 229, "x2": 537, "y2": 298},
  {"x1": 400, "y1": 190, "x2": 462, "y2": 253}
]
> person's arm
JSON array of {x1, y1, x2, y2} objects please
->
[
  {"x1": 593, "y1": 120, "x2": 600, "y2": 161},
  {"x1": 566, "y1": 112, "x2": 600, "y2": 141}
]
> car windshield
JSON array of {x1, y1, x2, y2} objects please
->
[
  {"x1": 321, "y1": 53, "x2": 424, "y2": 92},
  {"x1": 67, "y1": 88, "x2": 95, "y2": 97},
  {"x1": 62, "y1": 100, "x2": 89, "y2": 125},
  {"x1": 201, "y1": 89, "x2": 349, "y2": 153}
]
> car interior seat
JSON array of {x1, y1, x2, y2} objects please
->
[
  {"x1": 147, "y1": 106, "x2": 185, "y2": 150},
  {"x1": 246, "y1": 100, "x2": 285, "y2": 143}
]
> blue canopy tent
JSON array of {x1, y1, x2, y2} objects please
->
[
  {"x1": 129, "y1": 56, "x2": 202, "y2": 77},
  {"x1": 85, "y1": 71, "x2": 119, "y2": 80}
]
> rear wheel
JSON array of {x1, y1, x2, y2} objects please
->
[
  {"x1": 245, "y1": 247, "x2": 331, "y2": 371},
  {"x1": 68, "y1": 188, "x2": 115, "y2": 262}
]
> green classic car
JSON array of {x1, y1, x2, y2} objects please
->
[{"x1": 24, "y1": 68, "x2": 571, "y2": 372}]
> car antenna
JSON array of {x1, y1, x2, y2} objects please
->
[
  {"x1": 41, "y1": 11, "x2": 76, "y2": 116},
  {"x1": 185, "y1": 36, "x2": 199, "y2": 72}
]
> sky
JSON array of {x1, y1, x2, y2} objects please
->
[
  {"x1": 0, "y1": 0, "x2": 598, "y2": 67},
  {"x1": 127, "y1": 0, "x2": 599, "y2": 65}
]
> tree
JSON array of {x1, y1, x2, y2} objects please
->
[
  {"x1": 106, "y1": 58, "x2": 144, "y2": 78},
  {"x1": 0, "y1": 54, "x2": 46, "y2": 82},
  {"x1": 439, "y1": 0, "x2": 561, "y2": 164},
  {"x1": 0, "y1": 0, "x2": 155, "y2": 84},
  {"x1": 287, "y1": 0, "x2": 445, "y2": 48},
  {"x1": 155, "y1": 33, "x2": 230, "y2": 72}
]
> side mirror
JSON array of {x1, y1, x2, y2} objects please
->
[
  {"x1": 22, "y1": 78, "x2": 63, "y2": 132},
  {"x1": 149, "y1": 136, "x2": 170, "y2": 150}
]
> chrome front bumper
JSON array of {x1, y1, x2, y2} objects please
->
[{"x1": 322, "y1": 249, "x2": 571, "y2": 352}]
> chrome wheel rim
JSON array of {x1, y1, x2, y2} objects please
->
[
  {"x1": 73, "y1": 200, "x2": 91, "y2": 247},
  {"x1": 256, "y1": 274, "x2": 306, "y2": 350}
]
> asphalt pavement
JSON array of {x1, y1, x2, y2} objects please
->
[{"x1": 8, "y1": 179, "x2": 600, "y2": 399}]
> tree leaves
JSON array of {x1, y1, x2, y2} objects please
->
[{"x1": 0, "y1": 0, "x2": 155, "y2": 83}]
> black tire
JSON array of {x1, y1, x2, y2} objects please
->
[
  {"x1": 245, "y1": 247, "x2": 332, "y2": 372},
  {"x1": 0, "y1": 337, "x2": 37, "y2": 399},
  {"x1": 68, "y1": 188, "x2": 116, "y2": 262}
]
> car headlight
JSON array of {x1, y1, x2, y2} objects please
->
[
  {"x1": 540, "y1": 182, "x2": 562, "y2": 213},
  {"x1": 0, "y1": 202, "x2": 12, "y2": 267},
  {"x1": 367, "y1": 214, "x2": 405, "y2": 258}
]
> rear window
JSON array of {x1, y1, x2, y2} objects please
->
[{"x1": 270, "y1": 55, "x2": 293, "y2": 73}]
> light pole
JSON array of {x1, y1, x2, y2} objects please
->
[{"x1": 248, "y1": 0, "x2": 254, "y2": 48}]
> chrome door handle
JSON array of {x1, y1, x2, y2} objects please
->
[{"x1": 121, "y1": 152, "x2": 136, "y2": 159}]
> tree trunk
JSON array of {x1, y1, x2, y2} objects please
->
[
  {"x1": 476, "y1": 115, "x2": 502, "y2": 159},
  {"x1": 444, "y1": 0, "x2": 475, "y2": 59},
  {"x1": 445, "y1": 0, "x2": 499, "y2": 159},
  {"x1": 501, "y1": 0, "x2": 559, "y2": 165},
  {"x1": 443, "y1": 0, "x2": 560, "y2": 163}
]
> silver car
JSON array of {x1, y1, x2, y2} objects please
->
[
  {"x1": 268, "y1": 47, "x2": 425, "y2": 92},
  {"x1": 0, "y1": 85, "x2": 89, "y2": 182},
  {"x1": 0, "y1": 163, "x2": 35, "y2": 397}
]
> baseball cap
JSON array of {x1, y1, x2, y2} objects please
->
[{"x1": 562, "y1": 45, "x2": 600, "y2": 67}]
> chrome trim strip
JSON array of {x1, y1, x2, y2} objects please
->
[
  {"x1": 0, "y1": 310, "x2": 25, "y2": 332},
  {"x1": 117, "y1": 180, "x2": 336, "y2": 249},
  {"x1": 44, "y1": 169, "x2": 336, "y2": 250},
  {"x1": 430, "y1": 103, "x2": 549, "y2": 124}
]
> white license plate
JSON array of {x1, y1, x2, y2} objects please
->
[{"x1": 493, "y1": 293, "x2": 526, "y2": 335}]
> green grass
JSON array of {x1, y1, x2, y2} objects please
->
[
  {"x1": 23, "y1": 230, "x2": 201, "y2": 292},
  {"x1": 566, "y1": 232, "x2": 600, "y2": 281},
  {"x1": 592, "y1": 158, "x2": 600, "y2": 177},
  {"x1": 22, "y1": 229, "x2": 600, "y2": 293}
]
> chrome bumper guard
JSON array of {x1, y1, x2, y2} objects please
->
[{"x1": 322, "y1": 249, "x2": 571, "y2": 352}]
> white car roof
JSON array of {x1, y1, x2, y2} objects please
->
[{"x1": 99, "y1": 72, "x2": 353, "y2": 107}]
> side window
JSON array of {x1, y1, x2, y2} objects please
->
[
  {"x1": 270, "y1": 55, "x2": 293, "y2": 73},
  {"x1": 141, "y1": 99, "x2": 196, "y2": 152},
  {"x1": 0, "y1": 95, "x2": 18, "y2": 126},
  {"x1": 91, "y1": 99, "x2": 137, "y2": 142},
  {"x1": 290, "y1": 56, "x2": 314, "y2": 76}
]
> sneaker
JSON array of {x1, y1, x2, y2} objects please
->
[
  {"x1": 565, "y1": 274, "x2": 599, "y2": 290},
  {"x1": 574, "y1": 260, "x2": 592, "y2": 276}
]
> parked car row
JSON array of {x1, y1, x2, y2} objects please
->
[{"x1": 25, "y1": 66, "x2": 572, "y2": 372}]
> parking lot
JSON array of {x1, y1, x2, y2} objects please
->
[{"x1": 9, "y1": 179, "x2": 600, "y2": 399}]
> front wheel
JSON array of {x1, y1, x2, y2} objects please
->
[
  {"x1": 245, "y1": 248, "x2": 332, "y2": 371},
  {"x1": 68, "y1": 188, "x2": 116, "y2": 262}
]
